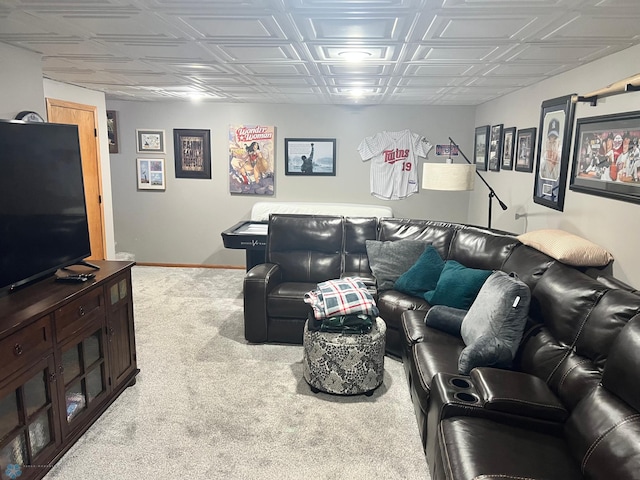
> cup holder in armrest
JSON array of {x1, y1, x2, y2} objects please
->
[
  {"x1": 453, "y1": 391, "x2": 479, "y2": 403},
  {"x1": 449, "y1": 377, "x2": 472, "y2": 389}
]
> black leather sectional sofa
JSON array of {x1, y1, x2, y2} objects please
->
[{"x1": 243, "y1": 214, "x2": 640, "y2": 479}]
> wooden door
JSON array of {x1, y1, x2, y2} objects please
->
[{"x1": 46, "y1": 99, "x2": 106, "y2": 260}]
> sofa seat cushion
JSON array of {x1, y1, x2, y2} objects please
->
[
  {"x1": 376, "y1": 290, "x2": 429, "y2": 333},
  {"x1": 437, "y1": 417, "x2": 583, "y2": 480},
  {"x1": 267, "y1": 282, "x2": 317, "y2": 318},
  {"x1": 410, "y1": 331, "x2": 465, "y2": 412}
]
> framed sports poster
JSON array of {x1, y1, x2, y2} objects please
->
[
  {"x1": 533, "y1": 94, "x2": 576, "y2": 211},
  {"x1": 570, "y1": 110, "x2": 640, "y2": 205},
  {"x1": 229, "y1": 125, "x2": 275, "y2": 195}
]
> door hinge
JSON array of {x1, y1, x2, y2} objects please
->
[
  {"x1": 94, "y1": 128, "x2": 97, "y2": 137},
  {"x1": 99, "y1": 194, "x2": 102, "y2": 204}
]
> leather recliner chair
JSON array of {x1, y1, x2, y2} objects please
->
[{"x1": 243, "y1": 214, "x2": 377, "y2": 344}]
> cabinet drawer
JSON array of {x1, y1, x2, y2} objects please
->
[
  {"x1": 55, "y1": 287, "x2": 105, "y2": 342},
  {"x1": 0, "y1": 315, "x2": 52, "y2": 380}
]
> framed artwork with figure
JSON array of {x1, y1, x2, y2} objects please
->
[
  {"x1": 474, "y1": 125, "x2": 490, "y2": 171},
  {"x1": 488, "y1": 124, "x2": 503, "y2": 172},
  {"x1": 570, "y1": 110, "x2": 640, "y2": 205},
  {"x1": 501, "y1": 127, "x2": 516, "y2": 170},
  {"x1": 515, "y1": 128, "x2": 536, "y2": 173},
  {"x1": 533, "y1": 94, "x2": 576, "y2": 211}
]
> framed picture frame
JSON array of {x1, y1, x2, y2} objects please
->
[
  {"x1": 488, "y1": 124, "x2": 503, "y2": 172},
  {"x1": 515, "y1": 128, "x2": 536, "y2": 173},
  {"x1": 137, "y1": 158, "x2": 165, "y2": 190},
  {"x1": 173, "y1": 129, "x2": 211, "y2": 179},
  {"x1": 570, "y1": 110, "x2": 640, "y2": 205},
  {"x1": 106, "y1": 110, "x2": 118, "y2": 154},
  {"x1": 501, "y1": 127, "x2": 516, "y2": 170},
  {"x1": 136, "y1": 129, "x2": 165, "y2": 153},
  {"x1": 474, "y1": 125, "x2": 490, "y2": 171},
  {"x1": 533, "y1": 94, "x2": 576, "y2": 211},
  {"x1": 284, "y1": 138, "x2": 336, "y2": 176}
]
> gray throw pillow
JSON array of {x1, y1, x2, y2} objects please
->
[
  {"x1": 365, "y1": 239, "x2": 429, "y2": 291},
  {"x1": 458, "y1": 271, "x2": 531, "y2": 375}
]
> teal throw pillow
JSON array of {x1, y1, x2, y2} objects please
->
[
  {"x1": 394, "y1": 245, "x2": 445, "y2": 297},
  {"x1": 424, "y1": 260, "x2": 492, "y2": 310}
]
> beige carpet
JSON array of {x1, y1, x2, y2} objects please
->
[{"x1": 44, "y1": 266, "x2": 430, "y2": 480}]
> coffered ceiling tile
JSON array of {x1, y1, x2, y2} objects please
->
[
  {"x1": 214, "y1": 44, "x2": 300, "y2": 62},
  {"x1": 415, "y1": 45, "x2": 499, "y2": 61}
]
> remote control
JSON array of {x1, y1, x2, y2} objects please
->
[{"x1": 55, "y1": 274, "x2": 94, "y2": 283}]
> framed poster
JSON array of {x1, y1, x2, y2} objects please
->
[
  {"x1": 136, "y1": 129, "x2": 165, "y2": 153},
  {"x1": 515, "y1": 128, "x2": 536, "y2": 173},
  {"x1": 229, "y1": 125, "x2": 275, "y2": 195},
  {"x1": 570, "y1": 110, "x2": 640, "y2": 205},
  {"x1": 173, "y1": 129, "x2": 211, "y2": 179},
  {"x1": 533, "y1": 94, "x2": 576, "y2": 211},
  {"x1": 137, "y1": 158, "x2": 165, "y2": 190},
  {"x1": 501, "y1": 127, "x2": 516, "y2": 170},
  {"x1": 106, "y1": 110, "x2": 118, "y2": 154},
  {"x1": 284, "y1": 138, "x2": 336, "y2": 176},
  {"x1": 488, "y1": 124, "x2": 503, "y2": 172},
  {"x1": 474, "y1": 125, "x2": 490, "y2": 171}
]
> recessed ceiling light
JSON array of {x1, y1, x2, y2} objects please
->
[{"x1": 338, "y1": 51, "x2": 372, "y2": 62}]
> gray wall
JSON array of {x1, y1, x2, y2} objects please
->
[
  {"x1": 472, "y1": 44, "x2": 640, "y2": 287},
  {"x1": 0, "y1": 43, "x2": 45, "y2": 120},
  {"x1": 107, "y1": 101, "x2": 476, "y2": 266}
]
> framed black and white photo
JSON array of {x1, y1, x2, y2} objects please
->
[
  {"x1": 474, "y1": 125, "x2": 490, "y2": 171},
  {"x1": 488, "y1": 124, "x2": 503, "y2": 172},
  {"x1": 533, "y1": 94, "x2": 576, "y2": 211},
  {"x1": 173, "y1": 129, "x2": 211, "y2": 179},
  {"x1": 136, "y1": 129, "x2": 165, "y2": 153},
  {"x1": 137, "y1": 158, "x2": 165, "y2": 190},
  {"x1": 501, "y1": 127, "x2": 516, "y2": 170},
  {"x1": 570, "y1": 110, "x2": 640, "y2": 205},
  {"x1": 107, "y1": 110, "x2": 118, "y2": 154},
  {"x1": 515, "y1": 128, "x2": 536, "y2": 173},
  {"x1": 284, "y1": 138, "x2": 336, "y2": 176}
]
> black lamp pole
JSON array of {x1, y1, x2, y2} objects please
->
[{"x1": 448, "y1": 137, "x2": 508, "y2": 229}]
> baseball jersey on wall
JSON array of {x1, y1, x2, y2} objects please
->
[{"x1": 357, "y1": 129, "x2": 432, "y2": 200}]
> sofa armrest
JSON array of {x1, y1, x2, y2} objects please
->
[
  {"x1": 243, "y1": 263, "x2": 282, "y2": 343},
  {"x1": 470, "y1": 367, "x2": 569, "y2": 423}
]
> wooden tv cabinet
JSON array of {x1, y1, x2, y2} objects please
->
[{"x1": 0, "y1": 260, "x2": 139, "y2": 480}]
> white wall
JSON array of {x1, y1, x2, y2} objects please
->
[
  {"x1": 106, "y1": 101, "x2": 476, "y2": 266},
  {"x1": 473, "y1": 44, "x2": 640, "y2": 287},
  {"x1": 43, "y1": 80, "x2": 116, "y2": 259}
]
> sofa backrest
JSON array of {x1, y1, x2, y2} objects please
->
[
  {"x1": 563, "y1": 315, "x2": 640, "y2": 479},
  {"x1": 267, "y1": 214, "x2": 343, "y2": 282},
  {"x1": 377, "y1": 218, "x2": 458, "y2": 261},
  {"x1": 343, "y1": 217, "x2": 378, "y2": 276},
  {"x1": 515, "y1": 261, "x2": 640, "y2": 409}
]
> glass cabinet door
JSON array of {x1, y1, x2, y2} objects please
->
[
  {"x1": 0, "y1": 356, "x2": 59, "y2": 480},
  {"x1": 60, "y1": 327, "x2": 107, "y2": 430}
]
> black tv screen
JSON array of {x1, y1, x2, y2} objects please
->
[{"x1": 0, "y1": 120, "x2": 91, "y2": 293}]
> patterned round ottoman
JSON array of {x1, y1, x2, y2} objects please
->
[{"x1": 302, "y1": 317, "x2": 386, "y2": 396}]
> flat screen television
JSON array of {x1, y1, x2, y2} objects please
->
[{"x1": 0, "y1": 119, "x2": 92, "y2": 294}]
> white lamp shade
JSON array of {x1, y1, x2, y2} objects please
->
[{"x1": 422, "y1": 162, "x2": 475, "y2": 191}]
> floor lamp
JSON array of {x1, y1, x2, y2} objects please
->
[{"x1": 450, "y1": 137, "x2": 507, "y2": 229}]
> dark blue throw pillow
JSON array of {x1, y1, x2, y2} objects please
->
[
  {"x1": 394, "y1": 245, "x2": 445, "y2": 297},
  {"x1": 424, "y1": 260, "x2": 492, "y2": 310}
]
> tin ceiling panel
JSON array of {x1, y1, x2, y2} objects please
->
[{"x1": 0, "y1": 0, "x2": 639, "y2": 105}]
